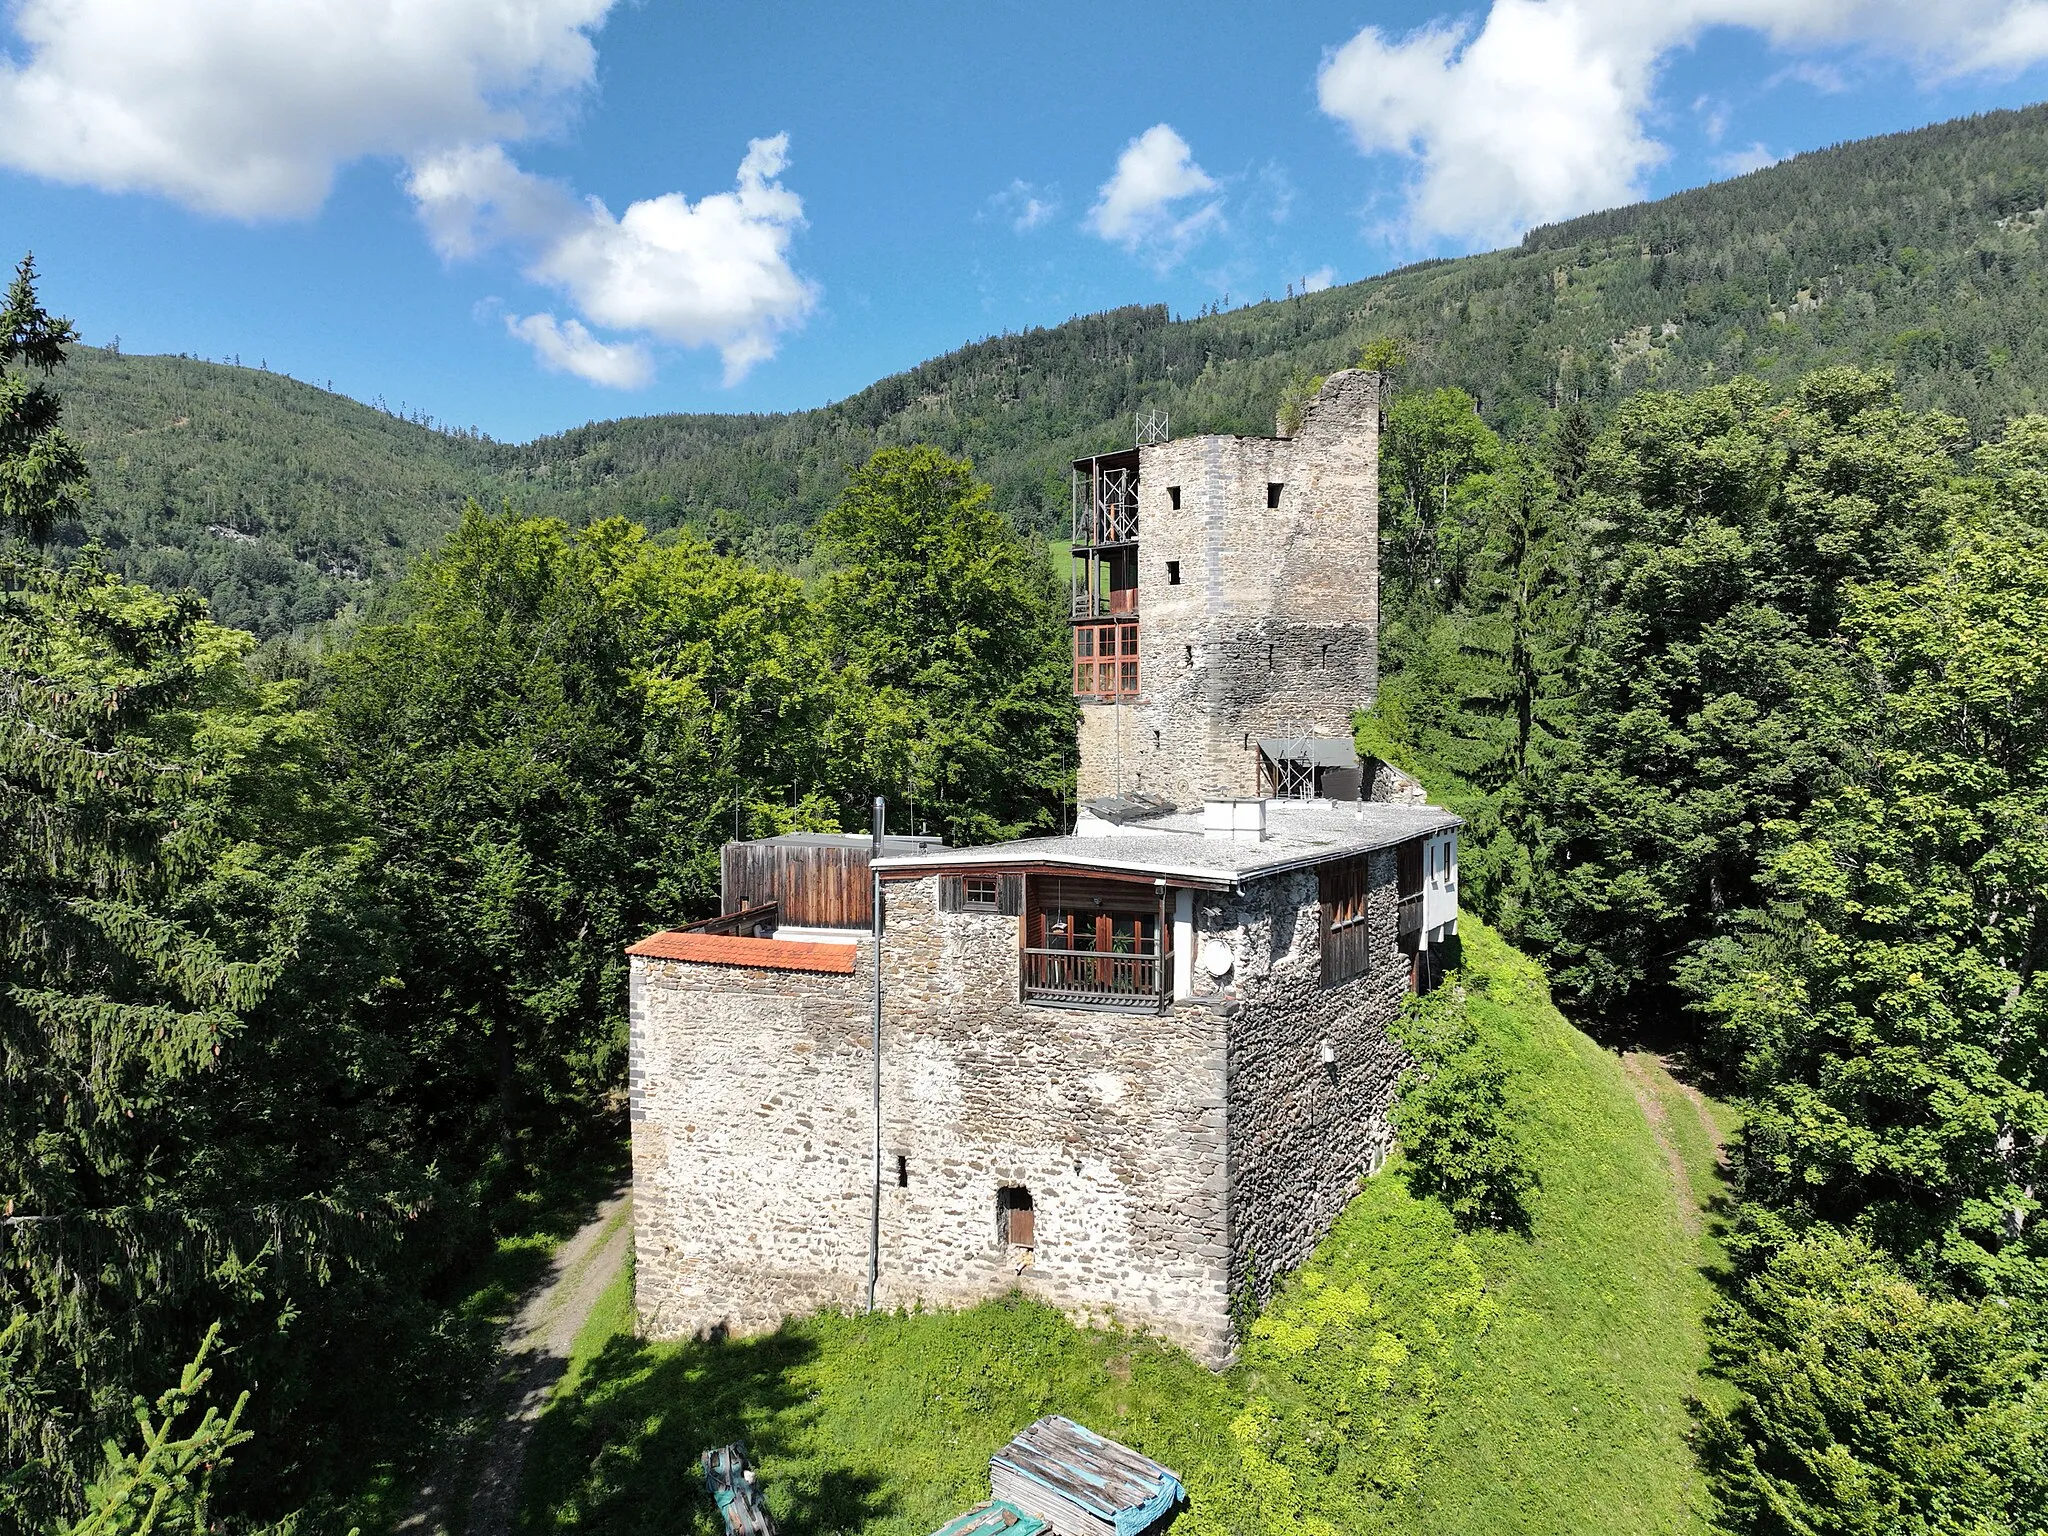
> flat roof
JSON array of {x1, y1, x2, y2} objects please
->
[{"x1": 872, "y1": 800, "x2": 1459, "y2": 889}]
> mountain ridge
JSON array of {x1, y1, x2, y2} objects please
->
[{"x1": 48, "y1": 98, "x2": 2048, "y2": 634}]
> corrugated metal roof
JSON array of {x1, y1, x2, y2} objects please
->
[
  {"x1": 1258, "y1": 735, "x2": 1358, "y2": 767},
  {"x1": 625, "y1": 932, "x2": 857, "y2": 975}
]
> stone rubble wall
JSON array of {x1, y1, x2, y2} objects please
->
[
  {"x1": 1077, "y1": 370, "x2": 1382, "y2": 807},
  {"x1": 629, "y1": 951, "x2": 874, "y2": 1339},
  {"x1": 1207, "y1": 851, "x2": 1409, "y2": 1308},
  {"x1": 872, "y1": 875, "x2": 1235, "y2": 1363},
  {"x1": 631, "y1": 875, "x2": 1237, "y2": 1364},
  {"x1": 631, "y1": 855, "x2": 1413, "y2": 1367}
]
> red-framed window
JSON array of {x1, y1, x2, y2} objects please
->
[{"x1": 1072, "y1": 622, "x2": 1140, "y2": 699}]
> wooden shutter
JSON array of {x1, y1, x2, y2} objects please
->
[
  {"x1": 1008, "y1": 1205, "x2": 1035, "y2": 1245},
  {"x1": 938, "y1": 876, "x2": 964, "y2": 913},
  {"x1": 996, "y1": 874, "x2": 1024, "y2": 916}
]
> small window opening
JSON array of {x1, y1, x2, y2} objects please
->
[
  {"x1": 1267, "y1": 643, "x2": 1275, "y2": 669},
  {"x1": 997, "y1": 1185, "x2": 1035, "y2": 1247},
  {"x1": 1267, "y1": 482, "x2": 1284, "y2": 508},
  {"x1": 1167, "y1": 485, "x2": 1181, "y2": 510},
  {"x1": 1166, "y1": 560, "x2": 1181, "y2": 585},
  {"x1": 896, "y1": 1154, "x2": 909, "y2": 1188},
  {"x1": 1184, "y1": 645, "x2": 1194, "y2": 667},
  {"x1": 1153, "y1": 729, "x2": 1161, "y2": 751},
  {"x1": 963, "y1": 875, "x2": 999, "y2": 912}
]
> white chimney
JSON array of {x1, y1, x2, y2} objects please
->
[{"x1": 1202, "y1": 798, "x2": 1267, "y2": 844}]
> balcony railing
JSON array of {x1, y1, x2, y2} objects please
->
[
  {"x1": 1022, "y1": 946, "x2": 1167, "y2": 1010},
  {"x1": 1072, "y1": 465, "x2": 1139, "y2": 548},
  {"x1": 1070, "y1": 585, "x2": 1139, "y2": 621}
]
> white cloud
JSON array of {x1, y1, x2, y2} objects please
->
[
  {"x1": 1088, "y1": 124, "x2": 1222, "y2": 262},
  {"x1": 411, "y1": 134, "x2": 817, "y2": 385},
  {"x1": 1712, "y1": 141, "x2": 1781, "y2": 176},
  {"x1": 1318, "y1": 0, "x2": 2048, "y2": 246},
  {"x1": 0, "y1": 0, "x2": 610, "y2": 218},
  {"x1": 507, "y1": 312, "x2": 652, "y2": 388},
  {"x1": 0, "y1": 1, "x2": 820, "y2": 385},
  {"x1": 988, "y1": 179, "x2": 1058, "y2": 232},
  {"x1": 1694, "y1": 93, "x2": 1732, "y2": 144},
  {"x1": 1300, "y1": 266, "x2": 1336, "y2": 293}
]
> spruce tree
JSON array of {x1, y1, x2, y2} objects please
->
[{"x1": 0, "y1": 254, "x2": 87, "y2": 544}]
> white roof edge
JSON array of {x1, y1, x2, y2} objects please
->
[
  {"x1": 872, "y1": 850, "x2": 1237, "y2": 886},
  {"x1": 872, "y1": 808, "x2": 1462, "y2": 886}
]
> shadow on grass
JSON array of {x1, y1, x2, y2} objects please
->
[
  {"x1": 517, "y1": 1326, "x2": 890, "y2": 1536},
  {"x1": 330, "y1": 1136, "x2": 633, "y2": 1536}
]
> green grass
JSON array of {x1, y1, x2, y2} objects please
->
[{"x1": 516, "y1": 921, "x2": 1729, "y2": 1536}]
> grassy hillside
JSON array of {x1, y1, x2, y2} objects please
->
[
  {"x1": 506, "y1": 922, "x2": 1730, "y2": 1536},
  {"x1": 50, "y1": 100, "x2": 2048, "y2": 634}
]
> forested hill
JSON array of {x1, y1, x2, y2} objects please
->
[{"x1": 52, "y1": 99, "x2": 2048, "y2": 634}]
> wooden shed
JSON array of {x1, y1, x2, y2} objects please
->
[{"x1": 720, "y1": 832, "x2": 943, "y2": 932}]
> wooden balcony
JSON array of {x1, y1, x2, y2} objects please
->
[
  {"x1": 1021, "y1": 946, "x2": 1168, "y2": 1011},
  {"x1": 1071, "y1": 585, "x2": 1139, "y2": 620}
]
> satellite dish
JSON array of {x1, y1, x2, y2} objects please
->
[{"x1": 1200, "y1": 940, "x2": 1234, "y2": 979}]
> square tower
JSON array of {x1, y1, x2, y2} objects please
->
[{"x1": 1071, "y1": 370, "x2": 1382, "y2": 808}]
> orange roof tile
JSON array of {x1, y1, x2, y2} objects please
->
[{"x1": 625, "y1": 931, "x2": 858, "y2": 975}]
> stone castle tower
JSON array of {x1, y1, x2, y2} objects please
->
[{"x1": 1069, "y1": 369, "x2": 1382, "y2": 808}]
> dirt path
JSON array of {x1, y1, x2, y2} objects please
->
[
  {"x1": 1619, "y1": 1052, "x2": 1722, "y2": 1239},
  {"x1": 398, "y1": 1189, "x2": 633, "y2": 1536}
]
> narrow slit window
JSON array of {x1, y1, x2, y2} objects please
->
[
  {"x1": 1184, "y1": 645, "x2": 1194, "y2": 667},
  {"x1": 896, "y1": 1154, "x2": 909, "y2": 1188},
  {"x1": 1166, "y1": 560, "x2": 1181, "y2": 585},
  {"x1": 1167, "y1": 486, "x2": 1182, "y2": 510},
  {"x1": 1267, "y1": 482, "x2": 1284, "y2": 508}
]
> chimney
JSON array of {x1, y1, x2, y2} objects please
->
[{"x1": 1202, "y1": 797, "x2": 1266, "y2": 844}]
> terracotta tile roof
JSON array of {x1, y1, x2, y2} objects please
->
[{"x1": 625, "y1": 930, "x2": 858, "y2": 975}]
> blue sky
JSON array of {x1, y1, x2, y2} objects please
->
[{"x1": 7, "y1": 1, "x2": 2048, "y2": 442}]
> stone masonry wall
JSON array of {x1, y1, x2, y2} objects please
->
[
  {"x1": 631, "y1": 855, "x2": 1412, "y2": 1365},
  {"x1": 632, "y1": 877, "x2": 1237, "y2": 1364},
  {"x1": 1077, "y1": 370, "x2": 1382, "y2": 807},
  {"x1": 1219, "y1": 850, "x2": 1410, "y2": 1308},
  {"x1": 629, "y1": 950, "x2": 874, "y2": 1339},
  {"x1": 872, "y1": 876, "x2": 1235, "y2": 1363}
]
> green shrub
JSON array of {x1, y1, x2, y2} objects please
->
[{"x1": 1390, "y1": 982, "x2": 1538, "y2": 1232}]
